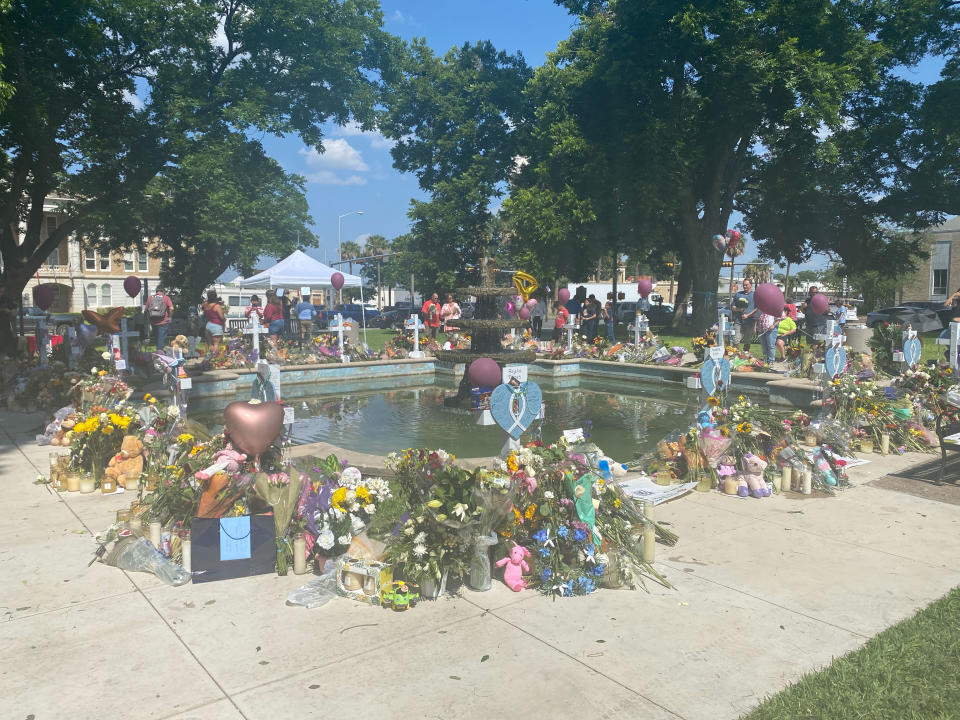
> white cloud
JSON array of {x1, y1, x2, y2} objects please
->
[
  {"x1": 390, "y1": 10, "x2": 410, "y2": 23},
  {"x1": 355, "y1": 233, "x2": 373, "y2": 245},
  {"x1": 299, "y1": 140, "x2": 369, "y2": 184},
  {"x1": 123, "y1": 89, "x2": 144, "y2": 109},
  {"x1": 332, "y1": 121, "x2": 396, "y2": 150}
]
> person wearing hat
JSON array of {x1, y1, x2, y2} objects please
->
[{"x1": 147, "y1": 286, "x2": 174, "y2": 350}]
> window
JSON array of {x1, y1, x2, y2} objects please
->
[
  {"x1": 45, "y1": 216, "x2": 60, "y2": 266},
  {"x1": 934, "y1": 269, "x2": 949, "y2": 297},
  {"x1": 85, "y1": 248, "x2": 96, "y2": 271},
  {"x1": 930, "y1": 241, "x2": 951, "y2": 299},
  {"x1": 101, "y1": 283, "x2": 112, "y2": 306},
  {"x1": 123, "y1": 251, "x2": 134, "y2": 272},
  {"x1": 86, "y1": 283, "x2": 98, "y2": 306},
  {"x1": 99, "y1": 251, "x2": 110, "y2": 271},
  {"x1": 228, "y1": 295, "x2": 241, "y2": 307},
  {"x1": 137, "y1": 251, "x2": 148, "y2": 272}
]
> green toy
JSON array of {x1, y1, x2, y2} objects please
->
[
  {"x1": 380, "y1": 581, "x2": 419, "y2": 611},
  {"x1": 566, "y1": 471, "x2": 602, "y2": 544}
]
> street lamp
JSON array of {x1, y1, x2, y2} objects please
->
[{"x1": 337, "y1": 210, "x2": 363, "y2": 302}]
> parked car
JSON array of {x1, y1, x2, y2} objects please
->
[
  {"x1": 369, "y1": 308, "x2": 407, "y2": 329},
  {"x1": 865, "y1": 306, "x2": 943, "y2": 331},
  {"x1": 16, "y1": 306, "x2": 78, "y2": 336},
  {"x1": 318, "y1": 303, "x2": 381, "y2": 327},
  {"x1": 903, "y1": 300, "x2": 958, "y2": 328}
]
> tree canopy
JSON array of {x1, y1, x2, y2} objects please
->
[{"x1": 0, "y1": 0, "x2": 401, "y2": 301}]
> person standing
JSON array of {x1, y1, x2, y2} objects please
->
[
  {"x1": 580, "y1": 296, "x2": 598, "y2": 339},
  {"x1": 147, "y1": 286, "x2": 174, "y2": 351},
  {"x1": 294, "y1": 293, "x2": 316, "y2": 340},
  {"x1": 440, "y1": 294, "x2": 461, "y2": 333},
  {"x1": 244, "y1": 295, "x2": 264, "y2": 323},
  {"x1": 756, "y1": 309, "x2": 778, "y2": 364},
  {"x1": 263, "y1": 293, "x2": 284, "y2": 344},
  {"x1": 530, "y1": 295, "x2": 547, "y2": 339},
  {"x1": 201, "y1": 290, "x2": 225, "y2": 353},
  {"x1": 603, "y1": 300, "x2": 616, "y2": 342},
  {"x1": 422, "y1": 293, "x2": 442, "y2": 339},
  {"x1": 552, "y1": 301, "x2": 570, "y2": 346},
  {"x1": 734, "y1": 279, "x2": 756, "y2": 352}
]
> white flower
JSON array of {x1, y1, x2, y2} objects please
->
[
  {"x1": 101, "y1": 351, "x2": 111, "y2": 360},
  {"x1": 544, "y1": 491, "x2": 554, "y2": 500},
  {"x1": 350, "y1": 514, "x2": 365, "y2": 534},
  {"x1": 403, "y1": 525, "x2": 415, "y2": 536},
  {"x1": 452, "y1": 502, "x2": 469, "y2": 521},
  {"x1": 364, "y1": 502, "x2": 376, "y2": 515},
  {"x1": 337, "y1": 533, "x2": 352, "y2": 546},
  {"x1": 318, "y1": 529, "x2": 335, "y2": 550},
  {"x1": 90, "y1": 367, "x2": 98, "y2": 375},
  {"x1": 414, "y1": 531, "x2": 427, "y2": 544},
  {"x1": 413, "y1": 543, "x2": 428, "y2": 558},
  {"x1": 166, "y1": 404, "x2": 180, "y2": 418}
]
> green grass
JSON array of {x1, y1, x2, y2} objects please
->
[{"x1": 742, "y1": 585, "x2": 960, "y2": 720}]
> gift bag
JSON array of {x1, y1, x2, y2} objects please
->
[{"x1": 191, "y1": 513, "x2": 276, "y2": 583}]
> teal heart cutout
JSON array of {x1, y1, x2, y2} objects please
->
[
  {"x1": 490, "y1": 381, "x2": 543, "y2": 439},
  {"x1": 904, "y1": 337, "x2": 922, "y2": 367},
  {"x1": 825, "y1": 345, "x2": 847, "y2": 378},
  {"x1": 700, "y1": 356, "x2": 731, "y2": 396}
]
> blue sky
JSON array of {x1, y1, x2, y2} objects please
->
[
  {"x1": 260, "y1": 0, "x2": 575, "y2": 271},
  {"x1": 255, "y1": 2, "x2": 949, "y2": 277}
]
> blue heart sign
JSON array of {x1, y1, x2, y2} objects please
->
[
  {"x1": 490, "y1": 381, "x2": 543, "y2": 439},
  {"x1": 824, "y1": 345, "x2": 847, "y2": 378},
  {"x1": 904, "y1": 337, "x2": 922, "y2": 367},
  {"x1": 700, "y1": 356, "x2": 731, "y2": 396}
]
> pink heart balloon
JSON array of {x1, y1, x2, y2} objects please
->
[
  {"x1": 223, "y1": 401, "x2": 285, "y2": 461},
  {"x1": 526, "y1": 299, "x2": 537, "y2": 308},
  {"x1": 331, "y1": 272, "x2": 344, "y2": 291},
  {"x1": 558, "y1": 288, "x2": 571, "y2": 303},
  {"x1": 519, "y1": 306, "x2": 531, "y2": 320}
]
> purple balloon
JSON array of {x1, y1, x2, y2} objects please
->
[
  {"x1": 526, "y1": 298, "x2": 538, "y2": 308},
  {"x1": 32, "y1": 284, "x2": 54, "y2": 311},
  {"x1": 810, "y1": 293, "x2": 830, "y2": 315},
  {"x1": 468, "y1": 357, "x2": 501, "y2": 388},
  {"x1": 712, "y1": 234, "x2": 727, "y2": 253},
  {"x1": 123, "y1": 275, "x2": 142, "y2": 298},
  {"x1": 519, "y1": 306, "x2": 531, "y2": 320},
  {"x1": 558, "y1": 288, "x2": 571, "y2": 303},
  {"x1": 331, "y1": 272, "x2": 344, "y2": 291},
  {"x1": 637, "y1": 278, "x2": 653, "y2": 299},
  {"x1": 505, "y1": 301, "x2": 514, "y2": 315},
  {"x1": 755, "y1": 282, "x2": 785, "y2": 317}
]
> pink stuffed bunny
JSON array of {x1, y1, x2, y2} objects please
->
[
  {"x1": 495, "y1": 542, "x2": 531, "y2": 592},
  {"x1": 194, "y1": 444, "x2": 247, "y2": 481}
]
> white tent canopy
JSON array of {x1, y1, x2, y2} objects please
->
[{"x1": 233, "y1": 250, "x2": 364, "y2": 289}]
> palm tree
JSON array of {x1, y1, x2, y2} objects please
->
[
  {"x1": 363, "y1": 234, "x2": 390, "y2": 308},
  {"x1": 340, "y1": 240, "x2": 362, "y2": 276}
]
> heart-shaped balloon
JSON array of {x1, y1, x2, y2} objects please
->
[
  {"x1": 223, "y1": 401, "x2": 285, "y2": 460},
  {"x1": 81, "y1": 307, "x2": 124, "y2": 334},
  {"x1": 489, "y1": 381, "x2": 543, "y2": 439}
]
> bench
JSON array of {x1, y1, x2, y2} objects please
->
[{"x1": 935, "y1": 414, "x2": 960, "y2": 485}]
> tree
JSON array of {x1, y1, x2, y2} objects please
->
[
  {"x1": 339, "y1": 241, "x2": 362, "y2": 277},
  {"x1": 0, "y1": 0, "x2": 401, "y2": 304},
  {"x1": 510, "y1": 0, "x2": 950, "y2": 328},
  {"x1": 380, "y1": 40, "x2": 532, "y2": 293},
  {"x1": 360, "y1": 233, "x2": 390, "y2": 307},
  {"x1": 85, "y1": 133, "x2": 313, "y2": 306}
]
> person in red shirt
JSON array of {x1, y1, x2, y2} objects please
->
[
  {"x1": 784, "y1": 297, "x2": 797, "y2": 321},
  {"x1": 262, "y1": 293, "x2": 283, "y2": 344},
  {"x1": 552, "y1": 301, "x2": 570, "y2": 345},
  {"x1": 147, "y1": 287, "x2": 175, "y2": 351},
  {"x1": 422, "y1": 292, "x2": 442, "y2": 339}
]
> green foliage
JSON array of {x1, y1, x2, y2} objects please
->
[
  {"x1": 0, "y1": 0, "x2": 401, "y2": 301},
  {"x1": 744, "y1": 586, "x2": 960, "y2": 720}
]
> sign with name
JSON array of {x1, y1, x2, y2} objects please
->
[
  {"x1": 563, "y1": 428, "x2": 585, "y2": 443},
  {"x1": 502, "y1": 364, "x2": 528, "y2": 386},
  {"x1": 283, "y1": 406, "x2": 295, "y2": 425},
  {"x1": 708, "y1": 346, "x2": 724, "y2": 361}
]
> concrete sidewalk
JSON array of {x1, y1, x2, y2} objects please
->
[{"x1": 2, "y1": 408, "x2": 959, "y2": 720}]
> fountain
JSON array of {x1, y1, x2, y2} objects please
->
[{"x1": 435, "y1": 257, "x2": 536, "y2": 407}]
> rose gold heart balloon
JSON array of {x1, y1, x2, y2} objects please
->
[{"x1": 222, "y1": 401, "x2": 285, "y2": 461}]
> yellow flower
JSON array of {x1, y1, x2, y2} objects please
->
[
  {"x1": 506, "y1": 452, "x2": 519, "y2": 472},
  {"x1": 613, "y1": 498, "x2": 621, "y2": 508},
  {"x1": 524, "y1": 503, "x2": 537, "y2": 520},
  {"x1": 188, "y1": 445, "x2": 204, "y2": 457},
  {"x1": 707, "y1": 396, "x2": 720, "y2": 407},
  {"x1": 97, "y1": 370, "x2": 107, "y2": 377},
  {"x1": 355, "y1": 486, "x2": 371, "y2": 504},
  {"x1": 331, "y1": 486, "x2": 348, "y2": 511},
  {"x1": 176, "y1": 433, "x2": 194, "y2": 444},
  {"x1": 101, "y1": 424, "x2": 114, "y2": 435},
  {"x1": 512, "y1": 507, "x2": 523, "y2": 525},
  {"x1": 719, "y1": 427, "x2": 730, "y2": 437}
]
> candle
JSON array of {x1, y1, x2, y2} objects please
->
[
  {"x1": 79, "y1": 473, "x2": 95, "y2": 493},
  {"x1": 179, "y1": 531, "x2": 192, "y2": 574},
  {"x1": 802, "y1": 469, "x2": 812, "y2": 495},
  {"x1": 65, "y1": 471, "x2": 81, "y2": 492},
  {"x1": 149, "y1": 521, "x2": 162, "y2": 549},
  {"x1": 293, "y1": 533, "x2": 307, "y2": 575},
  {"x1": 780, "y1": 466, "x2": 791, "y2": 492},
  {"x1": 804, "y1": 432, "x2": 817, "y2": 447},
  {"x1": 655, "y1": 470, "x2": 672, "y2": 486},
  {"x1": 880, "y1": 433, "x2": 890, "y2": 455},
  {"x1": 100, "y1": 476, "x2": 116, "y2": 494},
  {"x1": 860, "y1": 438, "x2": 874, "y2": 454},
  {"x1": 116, "y1": 509, "x2": 131, "y2": 528},
  {"x1": 641, "y1": 502, "x2": 656, "y2": 563},
  {"x1": 128, "y1": 517, "x2": 142, "y2": 535}
]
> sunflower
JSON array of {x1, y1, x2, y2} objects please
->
[
  {"x1": 524, "y1": 503, "x2": 537, "y2": 520},
  {"x1": 707, "y1": 396, "x2": 720, "y2": 407},
  {"x1": 719, "y1": 426, "x2": 730, "y2": 437},
  {"x1": 736, "y1": 422, "x2": 753, "y2": 434},
  {"x1": 331, "y1": 486, "x2": 348, "y2": 512}
]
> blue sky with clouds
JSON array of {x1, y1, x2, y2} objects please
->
[{"x1": 254, "y1": 2, "x2": 948, "y2": 276}]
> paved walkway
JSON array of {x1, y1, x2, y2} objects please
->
[{"x1": 2, "y1": 409, "x2": 959, "y2": 720}]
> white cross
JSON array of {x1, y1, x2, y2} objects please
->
[
  {"x1": 406, "y1": 314, "x2": 425, "y2": 358},
  {"x1": 629, "y1": 310, "x2": 649, "y2": 346},
  {"x1": 936, "y1": 321, "x2": 960, "y2": 372},
  {"x1": 717, "y1": 313, "x2": 734, "y2": 351},
  {"x1": 564, "y1": 321, "x2": 579, "y2": 352},
  {"x1": 242, "y1": 313, "x2": 269, "y2": 360}
]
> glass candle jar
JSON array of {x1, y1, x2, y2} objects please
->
[
  {"x1": 79, "y1": 473, "x2": 96, "y2": 493},
  {"x1": 100, "y1": 476, "x2": 116, "y2": 494},
  {"x1": 65, "y1": 471, "x2": 82, "y2": 492},
  {"x1": 128, "y1": 516, "x2": 143, "y2": 535},
  {"x1": 116, "y1": 509, "x2": 131, "y2": 528}
]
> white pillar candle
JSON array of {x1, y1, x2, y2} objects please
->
[
  {"x1": 641, "y1": 502, "x2": 655, "y2": 563},
  {"x1": 780, "y1": 466, "x2": 791, "y2": 492},
  {"x1": 880, "y1": 433, "x2": 890, "y2": 455},
  {"x1": 293, "y1": 534, "x2": 307, "y2": 575},
  {"x1": 79, "y1": 474, "x2": 95, "y2": 493},
  {"x1": 180, "y1": 534, "x2": 192, "y2": 574},
  {"x1": 802, "y1": 469, "x2": 812, "y2": 495},
  {"x1": 149, "y1": 521, "x2": 162, "y2": 549}
]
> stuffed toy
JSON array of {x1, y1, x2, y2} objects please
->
[
  {"x1": 740, "y1": 452, "x2": 771, "y2": 498},
  {"x1": 194, "y1": 444, "x2": 247, "y2": 481},
  {"x1": 718, "y1": 455, "x2": 745, "y2": 495},
  {"x1": 50, "y1": 414, "x2": 77, "y2": 446},
  {"x1": 104, "y1": 435, "x2": 145, "y2": 488},
  {"x1": 495, "y1": 543, "x2": 531, "y2": 592},
  {"x1": 567, "y1": 471, "x2": 602, "y2": 543}
]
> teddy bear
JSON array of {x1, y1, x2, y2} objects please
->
[
  {"x1": 104, "y1": 435, "x2": 145, "y2": 488},
  {"x1": 718, "y1": 454, "x2": 742, "y2": 495},
  {"x1": 50, "y1": 413, "x2": 77, "y2": 446},
  {"x1": 194, "y1": 444, "x2": 247, "y2": 481},
  {"x1": 495, "y1": 543, "x2": 531, "y2": 592},
  {"x1": 740, "y1": 452, "x2": 771, "y2": 498}
]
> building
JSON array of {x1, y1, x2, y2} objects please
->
[
  {"x1": 20, "y1": 196, "x2": 162, "y2": 312},
  {"x1": 900, "y1": 216, "x2": 960, "y2": 304}
]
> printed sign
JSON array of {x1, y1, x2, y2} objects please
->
[
  {"x1": 283, "y1": 406, "x2": 295, "y2": 425},
  {"x1": 563, "y1": 428, "x2": 585, "y2": 443},
  {"x1": 708, "y1": 346, "x2": 724, "y2": 361},
  {"x1": 219, "y1": 516, "x2": 252, "y2": 561},
  {"x1": 502, "y1": 364, "x2": 528, "y2": 386}
]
